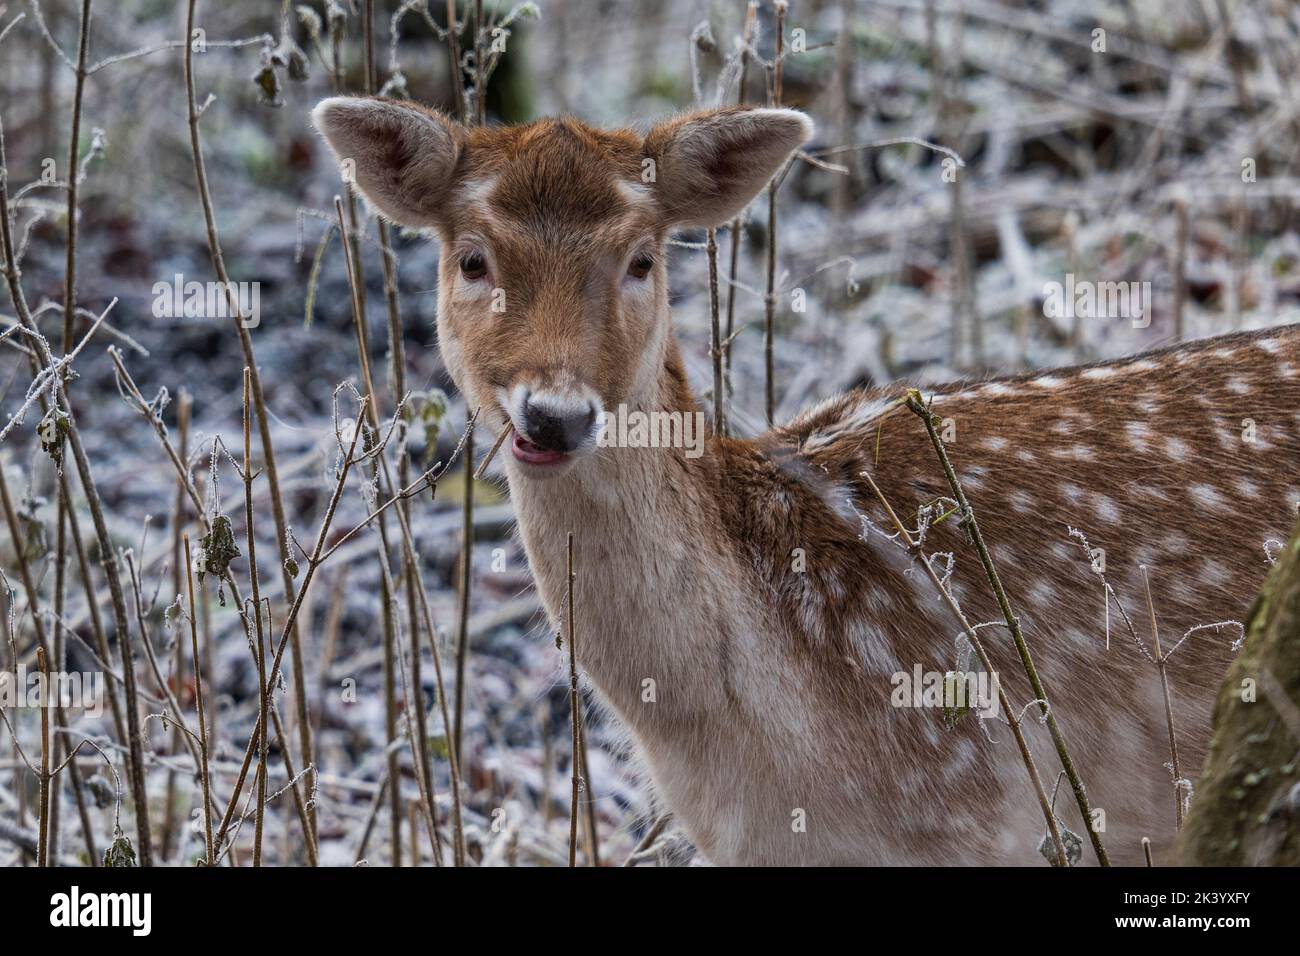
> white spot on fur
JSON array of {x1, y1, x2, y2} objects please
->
[
  {"x1": 1189, "y1": 483, "x2": 1229, "y2": 512},
  {"x1": 993, "y1": 543, "x2": 1019, "y2": 569},
  {"x1": 1065, "y1": 627, "x2": 1092, "y2": 649},
  {"x1": 1199, "y1": 559, "x2": 1231, "y2": 588},
  {"x1": 1063, "y1": 444, "x2": 1096, "y2": 461},
  {"x1": 1094, "y1": 494, "x2": 1121, "y2": 524},
  {"x1": 1226, "y1": 377, "x2": 1252, "y2": 395},
  {"x1": 1081, "y1": 366, "x2": 1116, "y2": 381},
  {"x1": 1028, "y1": 581, "x2": 1057, "y2": 607},
  {"x1": 982, "y1": 435, "x2": 1009, "y2": 452},
  {"x1": 1164, "y1": 436, "x2": 1191, "y2": 461},
  {"x1": 1125, "y1": 420, "x2": 1152, "y2": 452}
]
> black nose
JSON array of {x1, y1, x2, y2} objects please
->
[{"x1": 521, "y1": 396, "x2": 597, "y2": 453}]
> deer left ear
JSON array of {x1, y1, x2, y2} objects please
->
[
  {"x1": 311, "y1": 96, "x2": 463, "y2": 228},
  {"x1": 643, "y1": 107, "x2": 813, "y2": 229}
]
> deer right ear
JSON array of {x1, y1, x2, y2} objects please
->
[
  {"x1": 311, "y1": 97, "x2": 462, "y2": 228},
  {"x1": 644, "y1": 107, "x2": 813, "y2": 229}
]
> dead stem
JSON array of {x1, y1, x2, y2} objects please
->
[
  {"x1": 446, "y1": 0, "x2": 467, "y2": 122},
  {"x1": 861, "y1": 471, "x2": 1069, "y2": 866},
  {"x1": 209, "y1": 394, "x2": 367, "y2": 860},
  {"x1": 1141, "y1": 566, "x2": 1182, "y2": 830},
  {"x1": 622, "y1": 812, "x2": 672, "y2": 867},
  {"x1": 335, "y1": 193, "x2": 405, "y2": 865},
  {"x1": 576, "y1": 709, "x2": 600, "y2": 866},
  {"x1": 722, "y1": 2, "x2": 758, "y2": 397},
  {"x1": 390, "y1": 598, "x2": 443, "y2": 866},
  {"x1": 239, "y1": 368, "x2": 270, "y2": 865},
  {"x1": 334, "y1": 198, "x2": 468, "y2": 866},
  {"x1": 160, "y1": 389, "x2": 191, "y2": 860},
  {"x1": 36, "y1": 645, "x2": 50, "y2": 866},
  {"x1": 475, "y1": 420, "x2": 513, "y2": 480},
  {"x1": 707, "y1": 226, "x2": 724, "y2": 434},
  {"x1": 184, "y1": 534, "x2": 214, "y2": 865},
  {"x1": 905, "y1": 393, "x2": 1110, "y2": 866},
  {"x1": 183, "y1": 0, "x2": 315, "y2": 833},
  {"x1": 763, "y1": 1, "x2": 786, "y2": 426},
  {"x1": 453, "y1": 419, "x2": 475, "y2": 768},
  {"x1": 565, "y1": 531, "x2": 581, "y2": 867}
]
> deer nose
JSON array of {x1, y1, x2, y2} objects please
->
[{"x1": 520, "y1": 393, "x2": 598, "y2": 453}]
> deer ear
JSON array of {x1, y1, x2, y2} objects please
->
[
  {"x1": 644, "y1": 107, "x2": 813, "y2": 229},
  {"x1": 311, "y1": 96, "x2": 462, "y2": 228}
]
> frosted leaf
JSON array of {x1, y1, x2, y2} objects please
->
[
  {"x1": 85, "y1": 774, "x2": 114, "y2": 810},
  {"x1": 253, "y1": 61, "x2": 282, "y2": 106},
  {"x1": 296, "y1": 5, "x2": 322, "y2": 43},
  {"x1": 1037, "y1": 825, "x2": 1082, "y2": 867},
  {"x1": 36, "y1": 406, "x2": 70, "y2": 472},
  {"x1": 198, "y1": 515, "x2": 240, "y2": 605},
  {"x1": 103, "y1": 834, "x2": 137, "y2": 868}
]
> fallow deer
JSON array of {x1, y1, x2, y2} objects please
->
[{"x1": 312, "y1": 97, "x2": 1300, "y2": 865}]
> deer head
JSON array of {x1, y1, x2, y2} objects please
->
[{"x1": 311, "y1": 98, "x2": 811, "y2": 477}]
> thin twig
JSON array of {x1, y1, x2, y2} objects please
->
[
  {"x1": 475, "y1": 420, "x2": 513, "y2": 479},
  {"x1": 183, "y1": 1, "x2": 315, "y2": 833},
  {"x1": 565, "y1": 531, "x2": 581, "y2": 867},
  {"x1": 861, "y1": 471, "x2": 1068, "y2": 866},
  {"x1": 904, "y1": 392, "x2": 1109, "y2": 866},
  {"x1": 1141, "y1": 566, "x2": 1182, "y2": 830},
  {"x1": 183, "y1": 534, "x2": 214, "y2": 865},
  {"x1": 763, "y1": 1, "x2": 787, "y2": 426}
]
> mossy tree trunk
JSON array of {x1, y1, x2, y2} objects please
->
[{"x1": 1180, "y1": 518, "x2": 1300, "y2": 865}]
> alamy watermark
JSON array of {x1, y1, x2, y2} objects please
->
[
  {"x1": 1043, "y1": 274, "x2": 1151, "y2": 329},
  {"x1": 596, "y1": 404, "x2": 706, "y2": 459},
  {"x1": 152, "y1": 274, "x2": 260, "y2": 328},
  {"x1": 50, "y1": 886, "x2": 151, "y2": 936},
  {"x1": 890, "y1": 664, "x2": 1000, "y2": 719},
  {"x1": 0, "y1": 666, "x2": 105, "y2": 719}
]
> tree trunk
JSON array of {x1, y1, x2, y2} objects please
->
[{"x1": 1180, "y1": 518, "x2": 1300, "y2": 865}]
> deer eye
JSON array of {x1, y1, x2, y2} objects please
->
[
  {"x1": 627, "y1": 253, "x2": 654, "y2": 281},
  {"x1": 459, "y1": 252, "x2": 487, "y2": 281}
]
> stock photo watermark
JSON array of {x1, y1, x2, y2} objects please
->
[
  {"x1": 49, "y1": 887, "x2": 151, "y2": 936},
  {"x1": 1042, "y1": 274, "x2": 1151, "y2": 329},
  {"x1": 890, "y1": 664, "x2": 1000, "y2": 719},
  {"x1": 0, "y1": 665, "x2": 105, "y2": 719},
  {"x1": 596, "y1": 405, "x2": 706, "y2": 459},
  {"x1": 151, "y1": 274, "x2": 261, "y2": 328}
]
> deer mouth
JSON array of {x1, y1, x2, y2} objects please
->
[{"x1": 511, "y1": 431, "x2": 570, "y2": 467}]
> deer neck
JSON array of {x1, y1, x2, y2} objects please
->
[{"x1": 503, "y1": 336, "x2": 742, "y2": 716}]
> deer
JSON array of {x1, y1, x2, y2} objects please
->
[{"x1": 312, "y1": 96, "x2": 1300, "y2": 866}]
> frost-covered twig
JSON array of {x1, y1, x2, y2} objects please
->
[
  {"x1": 860, "y1": 469, "x2": 1069, "y2": 866},
  {"x1": 906, "y1": 391, "x2": 1109, "y2": 865}
]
